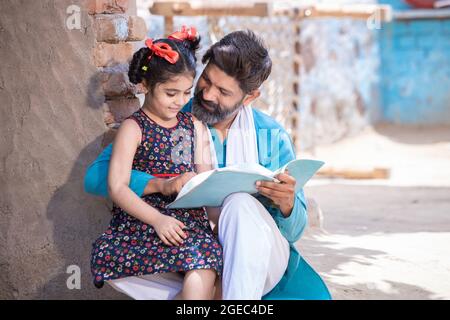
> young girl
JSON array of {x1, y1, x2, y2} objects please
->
[{"x1": 91, "y1": 27, "x2": 222, "y2": 300}]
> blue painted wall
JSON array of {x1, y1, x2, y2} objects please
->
[{"x1": 377, "y1": 1, "x2": 450, "y2": 124}]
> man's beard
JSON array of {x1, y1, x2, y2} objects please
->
[{"x1": 192, "y1": 90, "x2": 243, "y2": 125}]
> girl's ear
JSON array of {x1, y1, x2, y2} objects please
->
[
  {"x1": 141, "y1": 79, "x2": 151, "y2": 95},
  {"x1": 242, "y1": 89, "x2": 261, "y2": 107}
]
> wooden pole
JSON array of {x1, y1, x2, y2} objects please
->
[
  {"x1": 164, "y1": 15, "x2": 173, "y2": 36},
  {"x1": 150, "y1": 2, "x2": 269, "y2": 17}
]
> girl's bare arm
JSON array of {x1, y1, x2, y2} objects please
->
[{"x1": 107, "y1": 119, "x2": 162, "y2": 226}]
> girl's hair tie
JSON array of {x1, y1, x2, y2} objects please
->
[
  {"x1": 168, "y1": 25, "x2": 198, "y2": 42},
  {"x1": 144, "y1": 38, "x2": 180, "y2": 64}
]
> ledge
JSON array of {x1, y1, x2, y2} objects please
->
[{"x1": 394, "y1": 9, "x2": 450, "y2": 20}]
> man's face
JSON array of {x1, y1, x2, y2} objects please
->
[{"x1": 192, "y1": 64, "x2": 246, "y2": 125}]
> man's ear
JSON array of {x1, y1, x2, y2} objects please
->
[{"x1": 242, "y1": 89, "x2": 261, "y2": 106}]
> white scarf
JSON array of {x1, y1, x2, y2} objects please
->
[{"x1": 206, "y1": 105, "x2": 259, "y2": 169}]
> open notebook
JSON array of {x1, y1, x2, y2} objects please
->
[{"x1": 166, "y1": 159, "x2": 324, "y2": 209}]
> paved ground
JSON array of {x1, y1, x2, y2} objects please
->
[
  {"x1": 299, "y1": 184, "x2": 450, "y2": 300},
  {"x1": 296, "y1": 123, "x2": 450, "y2": 300}
]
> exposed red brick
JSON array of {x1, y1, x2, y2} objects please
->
[
  {"x1": 94, "y1": 14, "x2": 146, "y2": 43},
  {"x1": 127, "y1": 16, "x2": 147, "y2": 41},
  {"x1": 87, "y1": 0, "x2": 129, "y2": 15},
  {"x1": 102, "y1": 72, "x2": 147, "y2": 98},
  {"x1": 101, "y1": 68, "x2": 148, "y2": 98},
  {"x1": 104, "y1": 110, "x2": 115, "y2": 125},
  {"x1": 106, "y1": 97, "x2": 141, "y2": 123},
  {"x1": 93, "y1": 42, "x2": 134, "y2": 67},
  {"x1": 94, "y1": 14, "x2": 129, "y2": 43},
  {"x1": 101, "y1": 71, "x2": 132, "y2": 98}
]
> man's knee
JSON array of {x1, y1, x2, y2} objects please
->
[
  {"x1": 223, "y1": 192, "x2": 255, "y2": 208},
  {"x1": 221, "y1": 193, "x2": 256, "y2": 220},
  {"x1": 220, "y1": 192, "x2": 270, "y2": 231}
]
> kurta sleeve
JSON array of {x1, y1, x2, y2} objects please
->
[{"x1": 261, "y1": 129, "x2": 309, "y2": 243}]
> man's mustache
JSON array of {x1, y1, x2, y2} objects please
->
[{"x1": 194, "y1": 91, "x2": 220, "y2": 111}]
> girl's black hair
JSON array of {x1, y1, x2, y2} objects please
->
[{"x1": 128, "y1": 37, "x2": 201, "y2": 91}]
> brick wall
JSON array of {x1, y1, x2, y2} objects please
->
[
  {"x1": 0, "y1": 0, "x2": 150, "y2": 299},
  {"x1": 88, "y1": 0, "x2": 147, "y2": 146}
]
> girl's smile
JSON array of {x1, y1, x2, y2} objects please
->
[{"x1": 142, "y1": 74, "x2": 194, "y2": 126}]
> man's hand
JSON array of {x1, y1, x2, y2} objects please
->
[{"x1": 256, "y1": 171, "x2": 296, "y2": 217}]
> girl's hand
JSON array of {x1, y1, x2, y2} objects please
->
[
  {"x1": 152, "y1": 214, "x2": 188, "y2": 246},
  {"x1": 159, "y1": 172, "x2": 196, "y2": 196}
]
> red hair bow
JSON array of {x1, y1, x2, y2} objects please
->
[
  {"x1": 168, "y1": 26, "x2": 197, "y2": 41},
  {"x1": 145, "y1": 38, "x2": 179, "y2": 64}
]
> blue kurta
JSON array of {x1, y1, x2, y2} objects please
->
[{"x1": 84, "y1": 99, "x2": 332, "y2": 300}]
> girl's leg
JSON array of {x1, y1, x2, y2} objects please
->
[
  {"x1": 179, "y1": 269, "x2": 217, "y2": 300},
  {"x1": 213, "y1": 277, "x2": 222, "y2": 300}
]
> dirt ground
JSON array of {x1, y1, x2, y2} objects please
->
[{"x1": 297, "y1": 123, "x2": 450, "y2": 300}]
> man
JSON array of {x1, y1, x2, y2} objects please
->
[{"x1": 85, "y1": 30, "x2": 331, "y2": 300}]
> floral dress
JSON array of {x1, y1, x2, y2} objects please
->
[{"x1": 91, "y1": 109, "x2": 223, "y2": 288}]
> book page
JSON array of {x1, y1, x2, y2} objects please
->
[
  {"x1": 218, "y1": 163, "x2": 275, "y2": 178},
  {"x1": 167, "y1": 159, "x2": 324, "y2": 209},
  {"x1": 174, "y1": 170, "x2": 216, "y2": 200}
]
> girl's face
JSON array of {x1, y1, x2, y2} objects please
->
[{"x1": 146, "y1": 74, "x2": 194, "y2": 121}]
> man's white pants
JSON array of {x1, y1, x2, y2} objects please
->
[{"x1": 108, "y1": 193, "x2": 290, "y2": 300}]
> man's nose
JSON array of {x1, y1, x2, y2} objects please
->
[{"x1": 202, "y1": 86, "x2": 217, "y2": 104}]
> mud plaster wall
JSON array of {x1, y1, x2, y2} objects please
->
[
  {"x1": 0, "y1": 0, "x2": 143, "y2": 299},
  {"x1": 298, "y1": 16, "x2": 381, "y2": 151}
]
